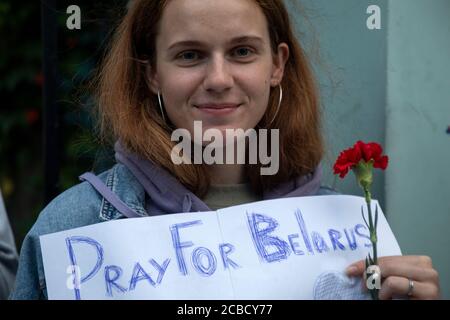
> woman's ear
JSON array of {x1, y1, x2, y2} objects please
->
[
  {"x1": 145, "y1": 63, "x2": 160, "y2": 94},
  {"x1": 270, "y1": 43, "x2": 290, "y2": 87}
]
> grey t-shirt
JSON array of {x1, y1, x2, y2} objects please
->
[{"x1": 203, "y1": 183, "x2": 261, "y2": 210}]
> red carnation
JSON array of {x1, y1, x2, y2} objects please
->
[
  {"x1": 333, "y1": 140, "x2": 388, "y2": 178},
  {"x1": 333, "y1": 140, "x2": 389, "y2": 300}
]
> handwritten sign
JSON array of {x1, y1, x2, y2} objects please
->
[{"x1": 40, "y1": 195, "x2": 401, "y2": 300}]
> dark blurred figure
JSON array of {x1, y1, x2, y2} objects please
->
[{"x1": 0, "y1": 189, "x2": 18, "y2": 299}]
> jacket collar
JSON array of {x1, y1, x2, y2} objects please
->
[{"x1": 98, "y1": 164, "x2": 148, "y2": 221}]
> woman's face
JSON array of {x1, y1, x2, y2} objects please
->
[{"x1": 149, "y1": 0, "x2": 289, "y2": 136}]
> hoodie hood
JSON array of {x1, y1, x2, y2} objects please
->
[{"x1": 114, "y1": 141, "x2": 322, "y2": 215}]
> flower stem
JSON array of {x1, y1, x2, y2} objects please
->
[{"x1": 364, "y1": 187, "x2": 379, "y2": 300}]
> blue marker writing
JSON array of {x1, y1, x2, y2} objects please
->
[
  {"x1": 219, "y1": 243, "x2": 240, "y2": 269},
  {"x1": 295, "y1": 209, "x2": 314, "y2": 254},
  {"x1": 170, "y1": 220, "x2": 202, "y2": 275},
  {"x1": 104, "y1": 265, "x2": 127, "y2": 297},
  {"x1": 191, "y1": 247, "x2": 217, "y2": 276},
  {"x1": 355, "y1": 224, "x2": 372, "y2": 248},
  {"x1": 311, "y1": 231, "x2": 330, "y2": 253},
  {"x1": 247, "y1": 212, "x2": 290, "y2": 263},
  {"x1": 328, "y1": 229, "x2": 346, "y2": 251},
  {"x1": 65, "y1": 236, "x2": 104, "y2": 300}
]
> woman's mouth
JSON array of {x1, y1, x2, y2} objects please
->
[{"x1": 194, "y1": 103, "x2": 241, "y2": 116}]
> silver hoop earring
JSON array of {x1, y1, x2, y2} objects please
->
[
  {"x1": 268, "y1": 84, "x2": 283, "y2": 126},
  {"x1": 157, "y1": 91, "x2": 166, "y2": 123}
]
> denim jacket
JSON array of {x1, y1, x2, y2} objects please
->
[
  {"x1": 10, "y1": 163, "x2": 338, "y2": 300},
  {"x1": 0, "y1": 190, "x2": 18, "y2": 299}
]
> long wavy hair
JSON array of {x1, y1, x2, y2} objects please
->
[{"x1": 94, "y1": 0, "x2": 324, "y2": 197}]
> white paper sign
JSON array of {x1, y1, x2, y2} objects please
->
[{"x1": 40, "y1": 195, "x2": 401, "y2": 300}]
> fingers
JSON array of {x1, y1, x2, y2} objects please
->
[
  {"x1": 378, "y1": 255, "x2": 433, "y2": 268},
  {"x1": 378, "y1": 276, "x2": 440, "y2": 300},
  {"x1": 377, "y1": 262, "x2": 438, "y2": 282},
  {"x1": 378, "y1": 276, "x2": 408, "y2": 300},
  {"x1": 345, "y1": 255, "x2": 440, "y2": 300},
  {"x1": 346, "y1": 255, "x2": 433, "y2": 277}
]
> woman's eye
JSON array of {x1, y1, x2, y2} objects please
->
[
  {"x1": 233, "y1": 47, "x2": 253, "y2": 58},
  {"x1": 177, "y1": 51, "x2": 199, "y2": 61}
]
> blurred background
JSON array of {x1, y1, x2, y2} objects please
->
[
  {"x1": 0, "y1": 0, "x2": 449, "y2": 298},
  {"x1": 0, "y1": 0, "x2": 122, "y2": 246}
]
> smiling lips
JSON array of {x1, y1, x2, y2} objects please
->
[{"x1": 194, "y1": 103, "x2": 240, "y2": 116}]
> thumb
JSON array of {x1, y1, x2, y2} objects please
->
[{"x1": 345, "y1": 259, "x2": 366, "y2": 277}]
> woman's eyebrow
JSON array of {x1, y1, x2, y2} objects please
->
[
  {"x1": 167, "y1": 40, "x2": 204, "y2": 51},
  {"x1": 230, "y1": 36, "x2": 264, "y2": 45},
  {"x1": 167, "y1": 35, "x2": 264, "y2": 51}
]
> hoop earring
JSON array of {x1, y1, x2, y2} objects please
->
[
  {"x1": 268, "y1": 84, "x2": 283, "y2": 126},
  {"x1": 157, "y1": 91, "x2": 166, "y2": 123}
]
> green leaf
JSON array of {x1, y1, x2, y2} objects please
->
[
  {"x1": 368, "y1": 253, "x2": 375, "y2": 266},
  {"x1": 361, "y1": 205, "x2": 369, "y2": 229},
  {"x1": 374, "y1": 204, "x2": 379, "y2": 229}
]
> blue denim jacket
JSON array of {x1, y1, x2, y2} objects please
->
[
  {"x1": 10, "y1": 163, "x2": 338, "y2": 300},
  {"x1": 0, "y1": 190, "x2": 18, "y2": 299}
]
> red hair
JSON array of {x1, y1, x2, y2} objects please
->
[{"x1": 94, "y1": 0, "x2": 324, "y2": 197}]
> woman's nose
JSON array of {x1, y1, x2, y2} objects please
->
[{"x1": 202, "y1": 55, "x2": 234, "y2": 93}]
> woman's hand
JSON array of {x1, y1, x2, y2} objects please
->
[{"x1": 346, "y1": 255, "x2": 440, "y2": 300}]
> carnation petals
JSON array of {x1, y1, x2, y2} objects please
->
[{"x1": 333, "y1": 140, "x2": 389, "y2": 178}]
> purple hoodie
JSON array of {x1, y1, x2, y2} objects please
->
[{"x1": 114, "y1": 141, "x2": 323, "y2": 214}]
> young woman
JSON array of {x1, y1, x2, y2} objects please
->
[{"x1": 11, "y1": 0, "x2": 439, "y2": 299}]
